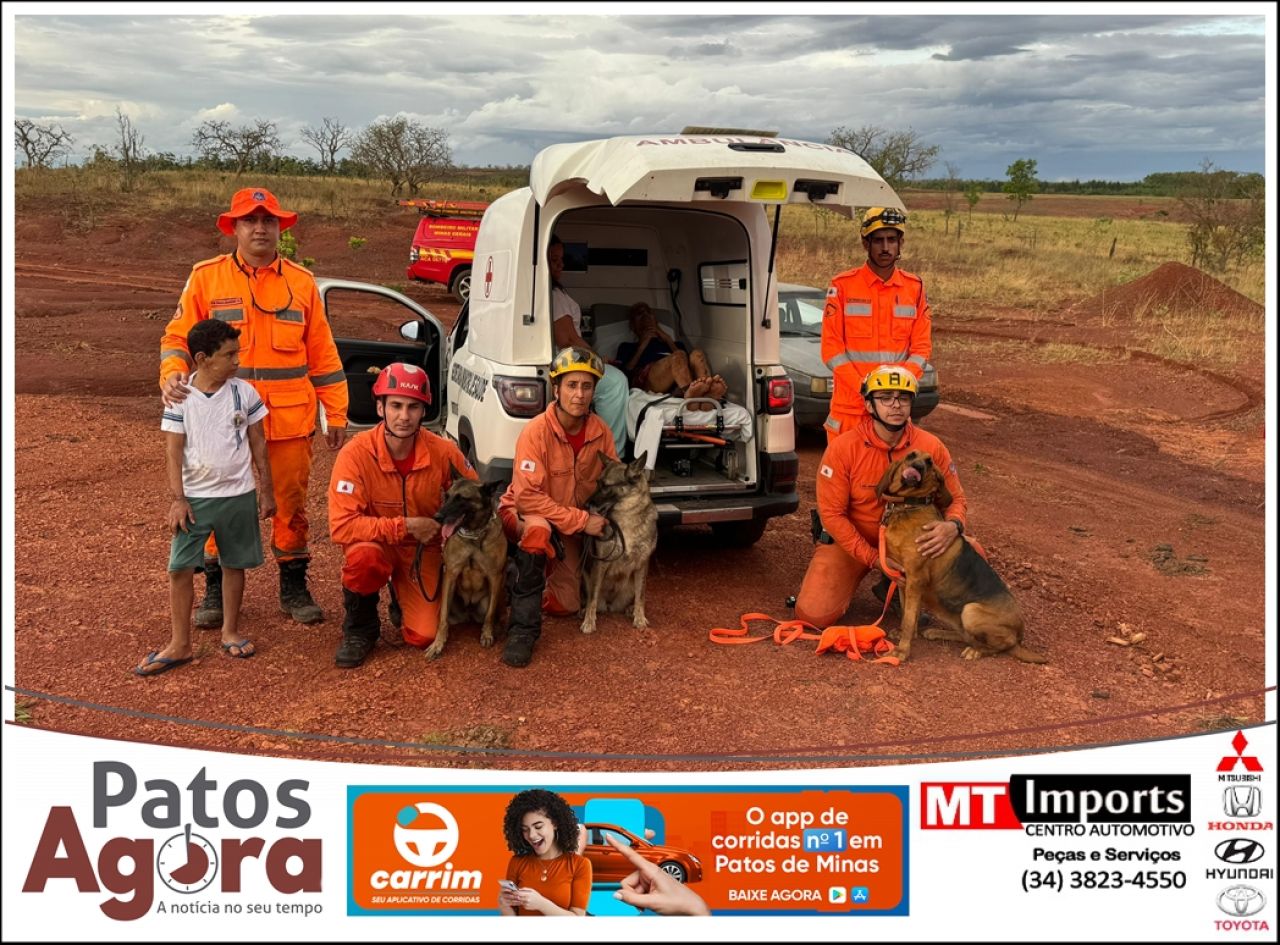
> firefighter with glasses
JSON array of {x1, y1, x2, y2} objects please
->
[
  {"x1": 160, "y1": 187, "x2": 348, "y2": 629},
  {"x1": 820, "y1": 206, "x2": 932, "y2": 443}
]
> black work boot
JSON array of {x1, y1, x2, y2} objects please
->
[
  {"x1": 387, "y1": 583, "x2": 402, "y2": 630},
  {"x1": 279, "y1": 559, "x2": 324, "y2": 624},
  {"x1": 194, "y1": 559, "x2": 224, "y2": 628},
  {"x1": 501, "y1": 550, "x2": 546, "y2": 668},
  {"x1": 335, "y1": 588, "x2": 381, "y2": 668}
]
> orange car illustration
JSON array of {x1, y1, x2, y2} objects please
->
[{"x1": 582, "y1": 823, "x2": 704, "y2": 884}]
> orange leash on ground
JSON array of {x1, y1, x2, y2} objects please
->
[{"x1": 709, "y1": 584, "x2": 901, "y2": 665}]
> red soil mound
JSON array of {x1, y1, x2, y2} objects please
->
[{"x1": 1078, "y1": 262, "x2": 1262, "y2": 320}]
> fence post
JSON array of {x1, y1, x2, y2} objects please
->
[{"x1": 1109, "y1": 237, "x2": 1117, "y2": 259}]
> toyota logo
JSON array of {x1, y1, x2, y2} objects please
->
[
  {"x1": 1215, "y1": 839, "x2": 1265, "y2": 864},
  {"x1": 1216, "y1": 885, "x2": 1266, "y2": 917}
]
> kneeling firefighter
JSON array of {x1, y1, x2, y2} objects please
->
[
  {"x1": 497, "y1": 346, "x2": 617, "y2": 667},
  {"x1": 327, "y1": 362, "x2": 476, "y2": 668}
]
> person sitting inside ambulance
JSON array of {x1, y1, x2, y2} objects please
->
[
  {"x1": 616, "y1": 302, "x2": 727, "y2": 400},
  {"x1": 496, "y1": 346, "x2": 617, "y2": 668},
  {"x1": 548, "y1": 235, "x2": 630, "y2": 451}
]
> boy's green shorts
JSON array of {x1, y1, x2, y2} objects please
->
[{"x1": 169, "y1": 491, "x2": 264, "y2": 572}]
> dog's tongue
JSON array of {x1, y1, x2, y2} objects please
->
[
  {"x1": 440, "y1": 521, "x2": 459, "y2": 544},
  {"x1": 902, "y1": 467, "x2": 922, "y2": 485}
]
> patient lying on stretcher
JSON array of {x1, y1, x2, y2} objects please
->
[{"x1": 615, "y1": 302, "x2": 728, "y2": 400}]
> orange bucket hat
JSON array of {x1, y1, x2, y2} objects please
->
[{"x1": 216, "y1": 187, "x2": 298, "y2": 236}]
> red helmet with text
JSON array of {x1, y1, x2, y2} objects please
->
[{"x1": 372, "y1": 362, "x2": 431, "y2": 404}]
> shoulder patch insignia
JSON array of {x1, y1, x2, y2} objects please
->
[
  {"x1": 820, "y1": 464, "x2": 834, "y2": 479},
  {"x1": 520, "y1": 459, "x2": 537, "y2": 473},
  {"x1": 336, "y1": 480, "x2": 355, "y2": 494},
  {"x1": 826, "y1": 286, "x2": 838, "y2": 297}
]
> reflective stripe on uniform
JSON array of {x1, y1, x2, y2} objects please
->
[
  {"x1": 238, "y1": 365, "x2": 310, "y2": 381},
  {"x1": 844, "y1": 302, "x2": 873, "y2": 316},
  {"x1": 212, "y1": 309, "x2": 245, "y2": 322},
  {"x1": 826, "y1": 352, "x2": 855, "y2": 371},
  {"x1": 277, "y1": 309, "x2": 304, "y2": 323},
  {"x1": 907, "y1": 354, "x2": 927, "y2": 369},
  {"x1": 310, "y1": 369, "x2": 346, "y2": 388},
  {"x1": 893, "y1": 305, "x2": 917, "y2": 318},
  {"x1": 161, "y1": 347, "x2": 194, "y2": 367},
  {"x1": 824, "y1": 416, "x2": 842, "y2": 433}
]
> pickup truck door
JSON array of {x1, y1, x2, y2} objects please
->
[{"x1": 319, "y1": 278, "x2": 447, "y2": 432}]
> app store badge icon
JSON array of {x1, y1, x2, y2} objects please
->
[{"x1": 828, "y1": 886, "x2": 846, "y2": 904}]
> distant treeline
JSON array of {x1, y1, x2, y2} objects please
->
[{"x1": 910, "y1": 170, "x2": 1264, "y2": 197}]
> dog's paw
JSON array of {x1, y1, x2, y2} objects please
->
[
  {"x1": 961, "y1": 646, "x2": 985, "y2": 661},
  {"x1": 423, "y1": 642, "x2": 446, "y2": 661},
  {"x1": 480, "y1": 630, "x2": 494, "y2": 648},
  {"x1": 580, "y1": 620, "x2": 597, "y2": 635},
  {"x1": 632, "y1": 614, "x2": 649, "y2": 629},
  {"x1": 895, "y1": 643, "x2": 912, "y2": 662}
]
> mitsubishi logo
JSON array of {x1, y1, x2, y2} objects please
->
[{"x1": 1217, "y1": 731, "x2": 1263, "y2": 773}]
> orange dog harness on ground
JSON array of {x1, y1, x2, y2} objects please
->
[{"x1": 710, "y1": 583, "x2": 901, "y2": 665}]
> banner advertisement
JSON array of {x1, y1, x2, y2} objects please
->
[{"x1": 3, "y1": 722, "x2": 1275, "y2": 941}]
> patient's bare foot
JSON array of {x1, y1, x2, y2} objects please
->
[
  {"x1": 706, "y1": 375, "x2": 728, "y2": 399},
  {"x1": 685, "y1": 377, "x2": 712, "y2": 398}
]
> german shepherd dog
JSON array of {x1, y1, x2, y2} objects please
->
[
  {"x1": 581, "y1": 454, "x2": 658, "y2": 634},
  {"x1": 876, "y1": 450, "x2": 1047, "y2": 664},
  {"x1": 426, "y1": 479, "x2": 507, "y2": 660}
]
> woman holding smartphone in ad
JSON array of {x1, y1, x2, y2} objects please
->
[{"x1": 498, "y1": 789, "x2": 592, "y2": 916}]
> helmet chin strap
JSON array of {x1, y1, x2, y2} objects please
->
[{"x1": 868, "y1": 400, "x2": 908, "y2": 432}]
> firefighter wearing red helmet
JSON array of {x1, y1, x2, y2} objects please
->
[
  {"x1": 327, "y1": 362, "x2": 477, "y2": 668},
  {"x1": 820, "y1": 206, "x2": 933, "y2": 443}
]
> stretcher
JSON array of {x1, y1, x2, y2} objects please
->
[{"x1": 626, "y1": 388, "x2": 754, "y2": 472}]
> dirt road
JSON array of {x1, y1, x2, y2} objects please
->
[{"x1": 10, "y1": 208, "x2": 1267, "y2": 771}]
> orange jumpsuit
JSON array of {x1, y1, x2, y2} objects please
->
[
  {"x1": 795, "y1": 416, "x2": 968, "y2": 628},
  {"x1": 821, "y1": 263, "x2": 931, "y2": 442},
  {"x1": 498, "y1": 405, "x2": 618, "y2": 614},
  {"x1": 160, "y1": 253, "x2": 349, "y2": 560},
  {"x1": 328, "y1": 425, "x2": 476, "y2": 647}
]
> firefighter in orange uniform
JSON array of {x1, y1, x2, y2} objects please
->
[
  {"x1": 794, "y1": 366, "x2": 968, "y2": 629},
  {"x1": 497, "y1": 346, "x2": 617, "y2": 668},
  {"x1": 160, "y1": 187, "x2": 348, "y2": 627},
  {"x1": 821, "y1": 207, "x2": 932, "y2": 442},
  {"x1": 328, "y1": 363, "x2": 476, "y2": 668}
]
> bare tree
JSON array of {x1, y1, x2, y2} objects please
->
[
  {"x1": 300, "y1": 116, "x2": 353, "y2": 173},
  {"x1": 115, "y1": 108, "x2": 146, "y2": 192},
  {"x1": 1178, "y1": 158, "x2": 1264, "y2": 271},
  {"x1": 827, "y1": 124, "x2": 940, "y2": 190},
  {"x1": 14, "y1": 118, "x2": 75, "y2": 168},
  {"x1": 352, "y1": 117, "x2": 452, "y2": 195},
  {"x1": 191, "y1": 119, "x2": 282, "y2": 176}
]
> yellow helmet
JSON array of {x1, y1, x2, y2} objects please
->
[
  {"x1": 860, "y1": 206, "x2": 907, "y2": 238},
  {"x1": 860, "y1": 364, "x2": 918, "y2": 399},
  {"x1": 549, "y1": 345, "x2": 604, "y2": 380}
]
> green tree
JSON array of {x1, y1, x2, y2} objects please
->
[
  {"x1": 352, "y1": 117, "x2": 452, "y2": 196},
  {"x1": 1178, "y1": 158, "x2": 1265, "y2": 270},
  {"x1": 1003, "y1": 158, "x2": 1038, "y2": 221},
  {"x1": 827, "y1": 125, "x2": 940, "y2": 190},
  {"x1": 191, "y1": 119, "x2": 282, "y2": 177},
  {"x1": 963, "y1": 181, "x2": 982, "y2": 220}
]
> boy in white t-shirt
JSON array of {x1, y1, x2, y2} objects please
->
[{"x1": 135, "y1": 319, "x2": 275, "y2": 676}]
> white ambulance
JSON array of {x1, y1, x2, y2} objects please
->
[{"x1": 330, "y1": 134, "x2": 901, "y2": 545}]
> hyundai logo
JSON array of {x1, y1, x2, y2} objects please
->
[
  {"x1": 1223, "y1": 786, "x2": 1263, "y2": 818},
  {"x1": 1214, "y1": 839, "x2": 1265, "y2": 864},
  {"x1": 1217, "y1": 885, "x2": 1266, "y2": 917}
]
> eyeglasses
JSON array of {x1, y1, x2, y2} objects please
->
[
  {"x1": 871, "y1": 392, "x2": 912, "y2": 406},
  {"x1": 863, "y1": 208, "x2": 907, "y2": 229},
  {"x1": 233, "y1": 251, "x2": 295, "y2": 316}
]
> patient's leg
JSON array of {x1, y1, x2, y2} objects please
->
[
  {"x1": 689, "y1": 349, "x2": 712, "y2": 379},
  {"x1": 645, "y1": 350, "x2": 691, "y2": 393}
]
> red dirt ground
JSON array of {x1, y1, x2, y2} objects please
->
[{"x1": 10, "y1": 205, "x2": 1268, "y2": 772}]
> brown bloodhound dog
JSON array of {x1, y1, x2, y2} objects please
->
[{"x1": 876, "y1": 450, "x2": 1047, "y2": 664}]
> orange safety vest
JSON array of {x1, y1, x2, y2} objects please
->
[
  {"x1": 160, "y1": 253, "x2": 349, "y2": 441},
  {"x1": 816, "y1": 416, "x2": 966, "y2": 569},
  {"x1": 498, "y1": 405, "x2": 618, "y2": 536},
  {"x1": 820, "y1": 263, "x2": 931, "y2": 437}
]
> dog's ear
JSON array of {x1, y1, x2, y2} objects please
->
[
  {"x1": 629, "y1": 452, "x2": 649, "y2": 477},
  {"x1": 933, "y1": 468, "x2": 953, "y2": 509},
  {"x1": 875, "y1": 460, "x2": 900, "y2": 500},
  {"x1": 481, "y1": 479, "x2": 502, "y2": 502}
]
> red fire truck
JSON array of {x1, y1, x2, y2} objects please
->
[{"x1": 400, "y1": 198, "x2": 488, "y2": 302}]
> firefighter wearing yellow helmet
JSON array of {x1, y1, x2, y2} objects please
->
[
  {"x1": 496, "y1": 345, "x2": 618, "y2": 668},
  {"x1": 820, "y1": 205, "x2": 932, "y2": 443}
]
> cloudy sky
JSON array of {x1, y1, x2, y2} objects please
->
[{"x1": 7, "y1": 6, "x2": 1273, "y2": 181}]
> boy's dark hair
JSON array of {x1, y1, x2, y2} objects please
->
[
  {"x1": 188, "y1": 319, "x2": 241, "y2": 360},
  {"x1": 502, "y1": 789, "x2": 580, "y2": 857}
]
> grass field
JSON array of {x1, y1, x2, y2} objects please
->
[{"x1": 15, "y1": 165, "x2": 1266, "y2": 366}]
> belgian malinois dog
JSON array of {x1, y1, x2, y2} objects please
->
[
  {"x1": 581, "y1": 454, "x2": 658, "y2": 634},
  {"x1": 877, "y1": 450, "x2": 1047, "y2": 664},
  {"x1": 426, "y1": 479, "x2": 507, "y2": 660}
]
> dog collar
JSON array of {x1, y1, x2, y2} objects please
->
[{"x1": 880, "y1": 495, "x2": 934, "y2": 521}]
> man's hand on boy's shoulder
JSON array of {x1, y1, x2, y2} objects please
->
[
  {"x1": 161, "y1": 372, "x2": 191, "y2": 407},
  {"x1": 168, "y1": 498, "x2": 194, "y2": 534}
]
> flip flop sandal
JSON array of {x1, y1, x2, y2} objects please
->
[
  {"x1": 133, "y1": 651, "x2": 193, "y2": 677},
  {"x1": 221, "y1": 639, "x2": 256, "y2": 659}
]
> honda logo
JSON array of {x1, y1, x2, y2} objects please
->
[{"x1": 1223, "y1": 786, "x2": 1263, "y2": 818}]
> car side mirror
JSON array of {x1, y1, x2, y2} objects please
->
[{"x1": 400, "y1": 320, "x2": 423, "y2": 342}]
